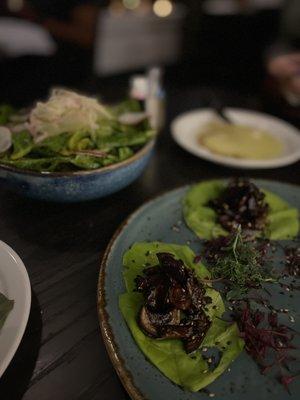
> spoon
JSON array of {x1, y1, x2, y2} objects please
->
[
  {"x1": 214, "y1": 104, "x2": 231, "y2": 124},
  {"x1": 211, "y1": 98, "x2": 232, "y2": 123}
]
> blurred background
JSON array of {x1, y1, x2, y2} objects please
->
[{"x1": 0, "y1": 0, "x2": 299, "y2": 121}]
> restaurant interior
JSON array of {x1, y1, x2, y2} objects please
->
[
  {"x1": 1, "y1": 0, "x2": 298, "y2": 114},
  {"x1": 0, "y1": 1, "x2": 299, "y2": 400}
]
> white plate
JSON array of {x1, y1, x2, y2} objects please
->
[
  {"x1": 171, "y1": 108, "x2": 300, "y2": 169},
  {"x1": 0, "y1": 241, "x2": 31, "y2": 378}
]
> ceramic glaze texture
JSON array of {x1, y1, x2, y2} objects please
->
[
  {"x1": 99, "y1": 180, "x2": 300, "y2": 400},
  {"x1": 0, "y1": 142, "x2": 154, "y2": 202}
]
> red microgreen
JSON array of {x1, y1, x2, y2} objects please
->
[{"x1": 234, "y1": 303, "x2": 298, "y2": 392}]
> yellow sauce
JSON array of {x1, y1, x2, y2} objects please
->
[{"x1": 199, "y1": 122, "x2": 283, "y2": 160}]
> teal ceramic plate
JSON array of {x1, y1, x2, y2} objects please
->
[{"x1": 98, "y1": 180, "x2": 300, "y2": 400}]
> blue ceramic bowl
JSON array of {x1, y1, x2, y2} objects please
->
[{"x1": 0, "y1": 141, "x2": 155, "y2": 202}]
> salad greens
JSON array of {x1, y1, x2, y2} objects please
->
[
  {"x1": 183, "y1": 180, "x2": 299, "y2": 240},
  {"x1": 0, "y1": 90, "x2": 155, "y2": 173},
  {"x1": 120, "y1": 242, "x2": 244, "y2": 392},
  {"x1": 0, "y1": 105, "x2": 14, "y2": 125},
  {"x1": 0, "y1": 292, "x2": 14, "y2": 330}
]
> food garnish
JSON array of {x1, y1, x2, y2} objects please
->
[
  {"x1": 135, "y1": 252, "x2": 212, "y2": 353},
  {"x1": 29, "y1": 89, "x2": 112, "y2": 141},
  {"x1": 201, "y1": 227, "x2": 299, "y2": 392},
  {"x1": 234, "y1": 303, "x2": 298, "y2": 393},
  {"x1": 203, "y1": 228, "x2": 274, "y2": 300}
]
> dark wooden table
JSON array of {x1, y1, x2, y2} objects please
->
[{"x1": 0, "y1": 85, "x2": 299, "y2": 400}]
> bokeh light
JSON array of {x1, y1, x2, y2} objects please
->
[
  {"x1": 122, "y1": 0, "x2": 141, "y2": 10},
  {"x1": 153, "y1": 0, "x2": 173, "y2": 18},
  {"x1": 7, "y1": 0, "x2": 23, "y2": 12}
]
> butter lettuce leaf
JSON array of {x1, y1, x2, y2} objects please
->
[
  {"x1": 183, "y1": 180, "x2": 299, "y2": 240},
  {"x1": 120, "y1": 242, "x2": 244, "y2": 392}
]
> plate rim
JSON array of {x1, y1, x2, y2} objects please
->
[
  {"x1": 0, "y1": 240, "x2": 31, "y2": 378},
  {"x1": 97, "y1": 179, "x2": 299, "y2": 400},
  {"x1": 171, "y1": 108, "x2": 300, "y2": 169}
]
